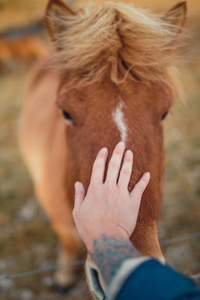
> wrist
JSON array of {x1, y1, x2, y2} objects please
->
[
  {"x1": 84, "y1": 228, "x2": 131, "y2": 252},
  {"x1": 86, "y1": 231, "x2": 129, "y2": 252},
  {"x1": 89, "y1": 235, "x2": 142, "y2": 285}
]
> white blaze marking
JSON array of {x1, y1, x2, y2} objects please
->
[{"x1": 113, "y1": 101, "x2": 127, "y2": 142}]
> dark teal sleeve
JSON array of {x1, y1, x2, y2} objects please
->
[{"x1": 115, "y1": 260, "x2": 200, "y2": 300}]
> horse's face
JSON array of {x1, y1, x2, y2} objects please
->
[
  {"x1": 57, "y1": 78, "x2": 173, "y2": 218},
  {"x1": 45, "y1": 0, "x2": 186, "y2": 212},
  {"x1": 45, "y1": 1, "x2": 186, "y2": 222}
]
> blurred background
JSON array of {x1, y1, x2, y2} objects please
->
[{"x1": 0, "y1": 0, "x2": 199, "y2": 299}]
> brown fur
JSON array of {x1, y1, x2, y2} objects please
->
[{"x1": 19, "y1": 0, "x2": 187, "y2": 294}]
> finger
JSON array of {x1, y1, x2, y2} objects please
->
[
  {"x1": 130, "y1": 172, "x2": 150, "y2": 204},
  {"x1": 118, "y1": 150, "x2": 133, "y2": 189},
  {"x1": 74, "y1": 181, "x2": 86, "y2": 210},
  {"x1": 90, "y1": 147, "x2": 108, "y2": 185},
  {"x1": 106, "y1": 141, "x2": 126, "y2": 185}
]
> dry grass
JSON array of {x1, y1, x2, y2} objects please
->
[
  {"x1": 0, "y1": 0, "x2": 47, "y2": 33},
  {"x1": 1, "y1": 0, "x2": 200, "y2": 33}
]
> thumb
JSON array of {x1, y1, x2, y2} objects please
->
[{"x1": 74, "y1": 181, "x2": 86, "y2": 210}]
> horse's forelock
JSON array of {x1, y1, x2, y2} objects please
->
[{"x1": 49, "y1": 2, "x2": 184, "y2": 93}]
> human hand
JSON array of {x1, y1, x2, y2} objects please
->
[{"x1": 72, "y1": 141, "x2": 150, "y2": 251}]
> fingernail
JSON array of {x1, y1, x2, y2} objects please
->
[
  {"x1": 101, "y1": 147, "x2": 108, "y2": 154},
  {"x1": 144, "y1": 172, "x2": 150, "y2": 180},
  {"x1": 126, "y1": 150, "x2": 133, "y2": 157},
  {"x1": 75, "y1": 182, "x2": 81, "y2": 190},
  {"x1": 117, "y1": 141, "x2": 125, "y2": 149}
]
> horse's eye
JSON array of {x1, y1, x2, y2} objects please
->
[
  {"x1": 161, "y1": 111, "x2": 169, "y2": 122},
  {"x1": 62, "y1": 110, "x2": 73, "y2": 123}
]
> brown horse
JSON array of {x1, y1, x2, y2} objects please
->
[{"x1": 19, "y1": 0, "x2": 186, "y2": 297}]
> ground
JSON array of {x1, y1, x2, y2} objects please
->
[{"x1": 0, "y1": 0, "x2": 200, "y2": 299}]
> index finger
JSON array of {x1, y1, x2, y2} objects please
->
[{"x1": 90, "y1": 147, "x2": 108, "y2": 185}]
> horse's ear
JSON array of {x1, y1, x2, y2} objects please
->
[
  {"x1": 162, "y1": 1, "x2": 187, "y2": 41},
  {"x1": 45, "y1": 0, "x2": 75, "y2": 49}
]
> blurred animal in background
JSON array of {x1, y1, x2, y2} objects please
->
[
  {"x1": 0, "y1": 22, "x2": 46, "y2": 72},
  {"x1": 19, "y1": 0, "x2": 186, "y2": 298}
]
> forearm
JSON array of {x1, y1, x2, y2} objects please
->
[
  {"x1": 89, "y1": 236, "x2": 200, "y2": 300},
  {"x1": 89, "y1": 235, "x2": 145, "y2": 286}
]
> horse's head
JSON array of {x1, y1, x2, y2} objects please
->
[{"x1": 45, "y1": 0, "x2": 186, "y2": 297}]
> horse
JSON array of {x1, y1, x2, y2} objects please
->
[{"x1": 19, "y1": 0, "x2": 186, "y2": 298}]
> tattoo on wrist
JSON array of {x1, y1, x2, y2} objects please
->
[{"x1": 89, "y1": 235, "x2": 141, "y2": 285}]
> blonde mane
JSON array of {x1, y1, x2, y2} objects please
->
[{"x1": 49, "y1": 2, "x2": 182, "y2": 87}]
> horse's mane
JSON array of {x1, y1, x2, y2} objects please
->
[{"x1": 50, "y1": 2, "x2": 183, "y2": 89}]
